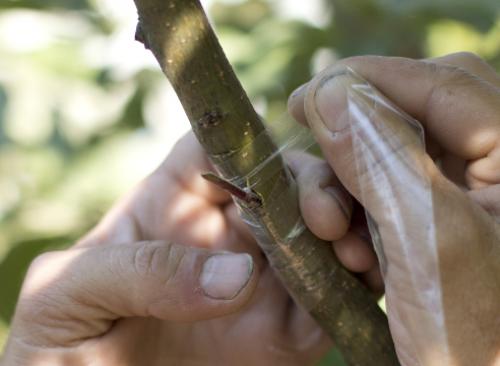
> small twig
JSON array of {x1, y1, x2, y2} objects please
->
[
  {"x1": 135, "y1": 23, "x2": 150, "y2": 49},
  {"x1": 202, "y1": 173, "x2": 262, "y2": 208}
]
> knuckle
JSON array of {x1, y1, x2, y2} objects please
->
[
  {"x1": 449, "y1": 51, "x2": 483, "y2": 64},
  {"x1": 132, "y1": 242, "x2": 186, "y2": 283},
  {"x1": 132, "y1": 242, "x2": 160, "y2": 276},
  {"x1": 18, "y1": 251, "x2": 66, "y2": 318},
  {"x1": 27, "y1": 251, "x2": 61, "y2": 277},
  {"x1": 426, "y1": 62, "x2": 469, "y2": 84},
  {"x1": 438, "y1": 63, "x2": 476, "y2": 87},
  {"x1": 423, "y1": 62, "x2": 477, "y2": 115},
  {"x1": 421, "y1": 59, "x2": 441, "y2": 76}
]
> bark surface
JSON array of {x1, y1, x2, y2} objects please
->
[{"x1": 133, "y1": 1, "x2": 399, "y2": 364}]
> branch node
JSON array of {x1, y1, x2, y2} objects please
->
[
  {"x1": 135, "y1": 22, "x2": 150, "y2": 50},
  {"x1": 197, "y1": 109, "x2": 224, "y2": 128}
]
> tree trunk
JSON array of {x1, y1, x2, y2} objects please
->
[{"x1": 133, "y1": 0, "x2": 399, "y2": 364}]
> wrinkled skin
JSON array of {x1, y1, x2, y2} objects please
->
[
  {"x1": 2, "y1": 52, "x2": 499, "y2": 366},
  {"x1": 289, "y1": 52, "x2": 500, "y2": 366},
  {"x1": 1, "y1": 133, "x2": 361, "y2": 366}
]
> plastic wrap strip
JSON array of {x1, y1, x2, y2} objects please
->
[
  {"x1": 337, "y1": 67, "x2": 448, "y2": 365},
  {"x1": 215, "y1": 114, "x2": 332, "y2": 311},
  {"x1": 212, "y1": 115, "x2": 316, "y2": 189}
]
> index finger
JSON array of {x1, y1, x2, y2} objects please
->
[
  {"x1": 289, "y1": 55, "x2": 500, "y2": 161},
  {"x1": 160, "y1": 132, "x2": 231, "y2": 204}
]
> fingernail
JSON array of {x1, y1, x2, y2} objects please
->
[
  {"x1": 200, "y1": 253, "x2": 253, "y2": 300},
  {"x1": 313, "y1": 69, "x2": 363, "y2": 133}
]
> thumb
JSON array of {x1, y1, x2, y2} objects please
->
[
  {"x1": 17, "y1": 241, "x2": 256, "y2": 343},
  {"x1": 304, "y1": 67, "x2": 448, "y2": 267},
  {"x1": 303, "y1": 67, "x2": 499, "y2": 365}
]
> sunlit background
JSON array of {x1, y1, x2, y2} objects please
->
[{"x1": 0, "y1": 0, "x2": 499, "y2": 364}]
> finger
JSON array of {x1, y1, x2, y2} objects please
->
[
  {"x1": 283, "y1": 303, "x2": 333, "y2": 364},
  {"x1": 304, "y1": 66, "x2": 500, "y2": 365},
  {"x1": 290, "y1": 56, "x2": 500, "y2": 163},
  {"x1": 332, "y1": 231, "x2": 377, "y2": 273},
  {"x1": 78, "y1": 191, "x2": 230, "y2": 250},
  {"x1": 424, "y1": 52, "x2": 499, "y2": 184},
  {"x1": 290, "y1": 52, "x2": 500, "y2": 124},
  {"x1": 287, "y1": 151, "x2": 352, "y2": 241},
  {"x1": 288, "y1": 84, "x2": 309, "y2": 126},
  {"x1": 18, "y1": 242, "x2": 257, "y2": 345},
  {"x1": 289, "y1": 52, "x2": 500, "y2": 145},
  {"x1": 428, "y1": 52, "x2": 500, "y2": 87},
  {"x1": 304, "y1": 67, "x2": 434, "y2": 229},
  {"x1": 468, "y1": 185, "x2": 500, "y2": 220},
  {"x1": 288, "y1": 53, "x2": 500, "y2": 189},
  {"x1": 76, "y1": 132, "x2": 232, "y2": 249},
  {"x1": 160, "y1": 132, "x2": 230, "y2": 204},
  {"x1": 286, "y1": 52, "x2": 500, "y2": 128},
  {"x1": 334, "y1": 56, "x2": 500, "y2": 161},
  {"x1": 466, "y1": 147, "x2": 500, "y2": 188},
  {"x1": 360, "y1": 265, "x2": 384, "y2": 296},
  {"x1": 426, "y1": 53, "x2": 500, "y2": 187}
]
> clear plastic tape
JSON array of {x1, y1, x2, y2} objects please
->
[
  {"x1": 237, "y1": 191, "x2": 336, "y2": 312},
  {"x1": 211, "y1": 67, "x2": 449, "y2": 365},
  {"x1": 337, "y1": 68, "x2": 448, "y2": 365},
  {"x1": 231, "y1": 114, "x2": 314, "y2": 246},
  {"x1": 212, "y1": 114, "x2": 342, "y2": 311},
  {"x1": 213, "y1": 114, "x2": 317, "y2": 188},
  {"x1": 223, "y1": 67, "x2": 450, "y2": 365},
  {"x1": 209, "y1": 111, "x2": 318, "y2": 250}
]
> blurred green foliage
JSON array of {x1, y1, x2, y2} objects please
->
[{"x1": 0, "y1": 0, "x2": 499, "y2": 363}]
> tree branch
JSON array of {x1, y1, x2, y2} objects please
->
[{"x1": 133, "y1": 0, "x2": 399, "y2": 364}]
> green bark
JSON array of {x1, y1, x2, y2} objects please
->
[{"x1": 132, "y1": 0, "x2": 399, "y2": 364}]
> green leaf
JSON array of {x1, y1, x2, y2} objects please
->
[
  {"x1": 0, "y1": 84, "x2": 9, "y2": 144},
  {"x1": 0, "y1": 237, "x2": 69, "y2": 324},
  {"x1": 0, "y1": 0, "x2": 91, "y2": 11}
]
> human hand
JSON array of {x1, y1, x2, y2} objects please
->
[
  {"x1": 2, "y1": 131, "x2": 371, "y2": 366},
  {"x1": 288, "y1": 53, "x2": 500, "y2": 366}
]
